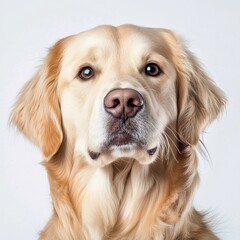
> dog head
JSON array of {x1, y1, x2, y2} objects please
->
[{"x1": 11, "y1": 25, "x2": 226, "y2": 167}]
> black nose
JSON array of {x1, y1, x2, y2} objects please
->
[{"x1": 104, "y1": 88, "x2": 144, "y2": 120}]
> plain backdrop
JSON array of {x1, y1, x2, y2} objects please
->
[{"x1": 1, "y1": 0, "x2": 240, "y2": 239}]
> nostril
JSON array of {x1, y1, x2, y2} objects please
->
[
  {"x1": 112, "y1": 99, "x2": 120, "y2": 108},
  {"x1": 127, "y1": 97, "x2": 144, "y2": 107},
  {"x1": 127, "y1": 98, "x2": 134, "y2": 107},
  {"x1": 104, "y1": 97, "x2": 120, "y2": 109}
]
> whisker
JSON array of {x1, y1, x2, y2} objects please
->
[
  {"x1": 156, "y1": 120, "x2": 181, "y2": 163},
  {"x1": 164, "y1": 131, "x2": 181, "y2": 155},
  {"x1": 165, "y1": 125, "x2": 185, "y2": 145},
  {"x1": 162, "y1": 132, "x2": 179, "y2": 163},
  {"x1": 160, "y1": 133, "x2": 169, "y2": 160},
  {"x1": 198, "y1": 139, "x2": 210, "y2": 162}
]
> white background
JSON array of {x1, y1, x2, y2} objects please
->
[{"x1": 0, "y1": 0, "x2": 240, "y2": 239}]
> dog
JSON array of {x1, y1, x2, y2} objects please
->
[{"x1": 11, "y1": 25, "x2": 226, "y2": 240}]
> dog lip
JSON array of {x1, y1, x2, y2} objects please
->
[
  {"x1": 103, "y1": 130, "x2": 141, "y2": 149},
  {"x1": 110, "y1": 132, "x2": 133, "y2": 146},
  {"x1": 103, "y1": 129, "x2": 147, "y2": 150},
  {"x1": 147, "y1": 147, "x2": 157, "y2": 156},
  {"x1": 88, "y1": 150, "x2": 101, "y2": 160}
]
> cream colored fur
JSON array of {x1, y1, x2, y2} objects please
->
[{"x1": 11, "y1": 25, "x2": 226, "y2": 240}]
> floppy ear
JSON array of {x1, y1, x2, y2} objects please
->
[
  {"x1": 163, "y1": 31, "x2": 226, "y2": 146},
  {"x1": 11, "y1": 40, "x2": 64, "y2": 159}
]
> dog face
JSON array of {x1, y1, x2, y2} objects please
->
[
  {"x1": 11, "y1": 25, "x2": 226, "y2": 167},
  {"x1": 59, "y1": 25, "x2": 178, "y2": 167}
]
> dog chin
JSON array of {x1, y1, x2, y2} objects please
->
[
  {"x1": 87, "y1": 143, "x2": 158, "y2": 167},
  {"x1": 108, "y1": 143, "x2": 139, "y2": 158}
]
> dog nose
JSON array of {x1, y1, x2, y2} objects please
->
[{"x1": 104, "y1": 88, "x2": 144, "y2": 120}]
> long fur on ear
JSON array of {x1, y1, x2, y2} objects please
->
[
  {"x1": 162, "y1": 31, "x2": 226, "y2": 146},
  {"x1": 10, "y1": 40, "x2": 65, "y2": 159}
]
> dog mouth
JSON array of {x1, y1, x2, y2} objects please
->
[
  {"x1": 103, "y1": 117, "x2": 147, "y2": 149},
  {"x1": 104, "y1": 130, "x2": 144, "y2": 148},
  {"x1": 88, "y1": 130, "x2": 157, "y2": 161},
  {"x1": 88, "y1": 130, "x2": 144, "y2": 159},
  {"x1": 107, "y1": 132, "x2": 134, "y2": 146},
  {"x1": 88, "y1": 118, "x2": 157, "y2": 161}
]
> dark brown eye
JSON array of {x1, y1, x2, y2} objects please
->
[
  {"x1": 79, "y1": 66, "x2": 94, "y2": 80},
  {"x1": 145, "y1": 63, "x2": 161, "y2": 77}
]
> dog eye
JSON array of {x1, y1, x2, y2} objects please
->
[
  {"x1": 145, "y1": 63, "x2": 161, "y2": 77},
  {"x1": 78, "y1": 67, "x2": 94, "y2": 80}
]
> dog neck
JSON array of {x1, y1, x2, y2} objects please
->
[{"x1": 44, "y1": 136, "x2": 199, "y2": 239}]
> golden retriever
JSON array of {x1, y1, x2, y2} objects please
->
[{"x1": 11, "y1": 25, "x2": 226, "y2": 240}]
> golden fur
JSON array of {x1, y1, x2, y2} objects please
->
[{"x1": 11, "y1": 25, "x2": 226, "y2": 240}]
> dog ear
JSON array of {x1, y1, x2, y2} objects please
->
[
  {"x1": 163, "y1": 31, "x2": 226, "y2": 147},
  {"x1": 10, "y1": 40, "x2": 65, "y2": 159}
]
